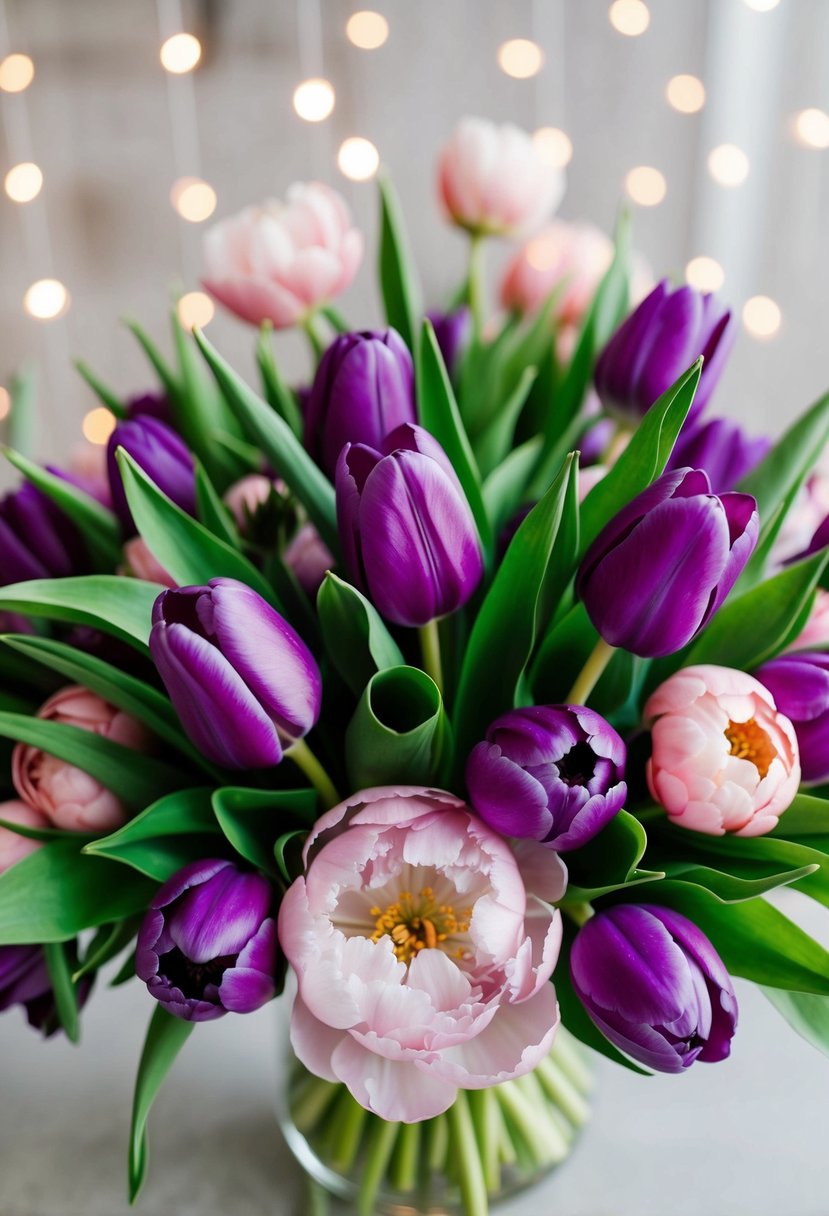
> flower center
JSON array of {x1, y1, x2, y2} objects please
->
[
  {"x1": 724, "y1": 717, "x2": 776, "y2": 779},
  {"x1": 370, "y1": 886, "x2": 472, "y2": 964}
]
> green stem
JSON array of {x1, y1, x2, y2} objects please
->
[
  {"x1": 514, "y1": 1073, "x2": 572, "y2": 1161},
  {"x1": 565, "y1": 637, "x2": 616, "y2": 706},
  {"x1": 468, "y1": 1088, "x2": 502, "y2": 1196},
  {"x1": 551, "y1": 1027, "x2": 594, "y2": 1094},
  {"x1": 425, "y1": 1111, "x2": 450, "y2": 1173},
  {"x1": 389, "y1": 1121, "x2": 420, "y2": 1193},
  {"x1": 290, "y1": 1075, "x2": 340, "y2": 1135},
  {"x1": 328, "y1": 1087, "x2": 367, "y2": 1173},
  {"x1": 285, "y1": 738, "x2": 340, "y2": 809},
  {"x1": 466, "y1": 233, "x2": 487, "y2": 339},
  {"x1": 301, "y1": 311, "x2": 328, "y2": 365},
  {"x1": 419, "y1": 618, "x2": 444, "y2": 693},
  {"x1": 535, "y1": 1055, "x2": 591, "y2": 1128},
  {"x1": 357, "y1": 1117, "x2": 399, "y2": 1216},
  {"x1": 562, "y1": 900, "x2": 594, "y2": 928},
  {"x1": 448, "y1": 1091, "x2": 489, "y2": 1216}
]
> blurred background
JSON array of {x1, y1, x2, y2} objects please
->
[{"x1": 1, "y1": 0, "x2": 828, "y2": 483}]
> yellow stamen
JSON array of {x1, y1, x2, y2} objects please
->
[
  {"x1": 370, "y1": 886, "x2": 470, "y2": 963},
  {"x1": 725, "y1": 717, "x2": 776, "y2": 779}
]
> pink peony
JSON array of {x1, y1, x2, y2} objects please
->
[
  {"x1": 13, "y1": 686, "x2": 153, "y2": 833},
  {"x1": 203, "y1": 183, "x2": 363, "y2": 329},
  {"x1": 438, "y1": 118, "x2": 564, "y2": 238},
  {"x1": 0, "y1": 801, "x2": 49, "y2": 873},
  {"x1": 279, "y1": 786, "x2": 565, "y2": 1122},
  {"x1": 501, "y1": 220, "x2": 613, "y2": 325},
  {"x1": 645, "y1": 665, "x2": 800, "y2": 837},
  {"x1": 789, "y1": 589, "x2": 829, "y2": 652},
  {"x1": 121, "y1": 537, "x2": 176, "y2": 588}
]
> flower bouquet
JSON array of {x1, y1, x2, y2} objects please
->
[{"x1": 3, "y1": 115, "x2": 829, "y2": 1216}]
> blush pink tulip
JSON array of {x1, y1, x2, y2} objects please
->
[
  {"x1": 0, "y1": 801, "x2": 49, "y2": 872},
  {"x1": 644, "y1": 665, "x2": 800, "y2": 838},
  {"x1": 121, "y1": 537, "x2": 176, "y2": 588},
  {"x1": 438, "y1": 118, "x2": 564, "y2": 238},
  {"x1": 279, "y1": 786, "x2": 565, "y2": 1123},
  {"x1": 223, "y1": 474, "x2": 277, "y2": 527},
  {"x1": 203, "y1": 183, "x2": 363, "y2": 329},
  {"x1": 13, "y1": 686, "x2": 153, "y2": 833},
  {"x1": 789, "y1": 590, "x2": 829, "y2": 652},
  {"x1": 501, "y1": 221, "x2": 613, "y2": 325}
]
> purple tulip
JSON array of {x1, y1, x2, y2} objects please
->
[
  {"x1": 577, "y1": 467, "x2": 758, "y2": 658},
  {"x1": 466, "y1": 705, "x2": 627, "y2": 851},
  {"x1": 125, "y1": 389, "x2": 171, "y2": 424},
  {"x1": 595, "y1": 280, "x2": 736, "y2": 424},
  {"x1": 570, "y1": 904, "x2": 738, "y2": 1073},
  {"x1": 336, "y1": 423, "x2": 484, "y2": 627},
  {"x1": 107, "y1": 416, "x2": 196, "y2": 532},
  {"x1": 0, "y1": 944, "x2": 92, "y2": 1037},
  {"x1": 755, "y1": 652, "x2": 829, "y2": 785},
  {"x1": 0, "y1": 482, "x2": 88, "y2": 587},
  {"x1": 427, "y1": 308, "x2": 471, "y2": 379},
  {"x1": 669, "y1": 416, "x2": 770, "y2": 494},
  {"x1": 150, "y1": 577, "x2": 322, "y2": 769},
  {"x1": 136, "y1": 859, "x2": 278, "y2": 1022},
  {"x1": 304, "y1": 329, "x2": 416, "y2": 476}
]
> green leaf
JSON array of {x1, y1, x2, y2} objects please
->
[
  {"x1": 0, "y1": 839, "x2": 157, "y2": 943},
  {"x1": 124, "y1": 320, "x2": 179, "y2": 398},
  {"x1": 473, "y1": 366, "x2": 538, "y2": 479},
  {"x1": 657, "y1": 860, "x2": 818, "y2": 903},
  {"x1": 738, "y1": 388, "x2": 829, "y2": 536},
  {"x1": 193, "y1": 328, "x2": 339, "y2": 554},
  {"x1": 84, "y1": 789, "x2": 218, "y2": 881},
  {"x1": 274, "y1": 829, "x2": 307, "y2": 884},
  {"x1": 74, "y1": 917, "x2": 141, "y2": 982},
  {"x1": 44, "y1": 940, "x2": 81, "y2": 1042},
  {"x1": 257, "y1": 324, "x2": 303, "y2": 438},
  {"x1": 211, "y1": 786, "x2": 317, "y2": 878},
  {"x1": 564, "y1": 810, "x2": 647, "y2": 895},
  {"x1": 345, "y1": 665, "x2": 451, "y2": 788},
  {"x1": 4, "y1": 447, "x2": 122, "y2": 570},
  {"x1": 0, "y1": 575, "x2": 159, "y2": 650},
  {"x1": 170, "y1": 311, "x2": 243, "y2": 486},
  {"x1": 481, "y1": 436, "x2": 542, "y2": 537},
  {"x1": 74, "y1": 359, "x2": 126, "y2": 418},
  {"x1": 116, "y1": 449, "x2": 280, "y2": 608},
  {"x1": 763, "y1": 987, "x2": 829, "y2": 1059},
  {"x1": 416, "y1": 320, "x2": 492, "y2": 556},
  {"x1": 577, "y1": 359, "x2": 701, "y2": 559},
  {"x1": 317, "y1": 572, "x2": 405, "y2": 697},
  {"x1": 129, "y1": 1006, "x2": 195, "y2": 1202},
  {"x1": 0, "y1": 710, "x2": 189, "y2": 811},
  {"x1": 7, "y1": 362, "x2": 38, "y2": 457},
  {"x1": 453, "y1": 454, "x2": 577, "y2": 760},
  {"x1": 772, "y1": 794, "x2": 829, "y2": 837},
  {"x1": 194, "y1": 459, "x2": 241, "y2": 548},
  {"x1": 378, "y1": 172, "x2": 422, "y2": 352}
]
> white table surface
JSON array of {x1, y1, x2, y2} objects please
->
[{"x1": 2, "y1": 891, "x2": 828, "y2": 1216}]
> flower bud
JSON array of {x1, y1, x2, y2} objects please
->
[
  {"x1": 0, "y1": 482, "x2": 88, "y2": 586},
  {"x1": 136, "y1": 859, "x2": 278, "y2": 1021},
  {"x1": 107, "y1": 416, "x2": 196, "y2": 532},
  {"x1": 577, "y1": 468, "x2": 758, "y2": 658},
  {"x1": 501, "y1": 220, "x2": 613, "y2": 325},
  {"x1": 336, "y1": 423, "x2": 484, "y2": 627},
  {"x1": 426, "y1": 308, "x2": 471, "y2": 380},
  {"x1": 304, "y1": 329, "x2": 416, "y2": 476},
  {"x1": 0, "y1": 801, "x2": 48, "y2": 873},
  {"x1": 125, "y1": 389, "x2": 171, "y2": 424},
  {"x1": 283, "y1": 523, "x2": 333, "y2": 596},
  {"x1": 669, "y1": 416, "x2": 770, "y2": 494},
  {"x1": 755, "y1": 652, "x2": 829, "y2": 786},
  {"x1": 595, "y1": 281, "x2": 735, "y2": 424},
  {"x1": 645, "y1": 664, "x2": 800, "y2": 836},
  {"x1": 466, "y1": 705, "x2": 626, "y2": 851},
  {"x1": 150, "y1": 578, "x2": 322, "y2": 769},
  {"x1": 0, "y1": 944, "x2": 92, "y2": 1036},
  {"x1": 570, "y1": 904, "x2": 738, "y2": 1073}
]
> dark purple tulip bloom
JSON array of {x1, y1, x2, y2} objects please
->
[
  {"x1": 755, "y1": 652, "x2": 829, "y2": 785},
  {"x1": 150, "y1": 577, "x2": 322, "y2": 769},
  {"x1": 107, "y1": 416, "x2": 196, "y2": 532},
  {"x1": 0, "y1": 482, "x2": 88, "y2": 587},
  {"x1": 669, "y1": 416, "x2": 770, "y2": 494},
  {"x1": 0, "y1": 944, "x2": 92, "y2": 1037},
  {"x1": 577, "y1": 467, "x2": 758, "y2": 658},
  {"x1": 136, "y1": 859, "x2": 278, "y2": 1022},
  {"x1": 570, "y1": 904, "x2": 738, "y2": 1073},
  {"x1": 336, "y1": 423, "x2": 484, "y2": 627},
  {"x1": 466, "y1": 705, "x2": 627, "y2": 851},
  {"x1": 595, "y1": 280, "x2": 736, "y2": 425},
  {"x1": 125, "y1": 389, "x2": 171, "y2": 424},
  {"x1": 427, "y1": 308, "x2": 471, "y2": 380},
  {"x1": 304, "y1": 328, "x2": 416, "y2": 476}
]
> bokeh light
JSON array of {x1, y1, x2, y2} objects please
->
[
  {"x1": 624, "y1": 165, "x2": 666, "y2": 205},
  {"x1": 666, "y1": 74, "x2": 706, "y2": 114},
  {"x1": 686, "y1": 256, "x2": 725, "y2": 292},
  {"x1": 170, "y1": 177, "x2": 217, "y2": 222},
  {"x1": 338, "y1": 137, "x2": 380, "y2": 181},
  {"x1": 532, "y1": 127, "x2": 573, "y2": 168},
  {"x1": 23, "y1": 279, "x2": 69, "y2": 320},
  {"x1": 0, "y1": 53, "x2": 35, "y2": 93},
  {"x1": 608, "y1": 1, "x2": 651, "y2": 37},
  {"x1": 293, "y1": 78, "x2": 336, "y2": 122},
  {"x1": 497, "y1": 39, "x2": 545, "y2": 79},
  {"x1": 346, "y1": 11, "x2": 389, "y2": 49},
  {"x1": 793, "y1": 108, "x2": 829, "y2": 149},
  {"x1": 82, "y1": 407, "x2": 117, "y2": 445},
  {"x1": 160, "y1": 33, "x2": 202, "y2": 74},
  {"x1": 707, "y1": 143, "x2": 750, "y2": 186},
  {"x1": 177, "y1": 291, "x2": 215, "y2": 330},
  {"x1": 4, "y1": 162, "x2": 43, "y2": 203},
  {"x1": 742, "y1": 295, "x2": 781, "y2": 338}
]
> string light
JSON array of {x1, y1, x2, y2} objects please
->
[
  {"x1": 707, "y1": 143, "x2": 750, "y2": 186},
  {"x1": 345, "y1": 11, "x2": 389, "y2": 49},
  {"x1": 177, "y1": 291, "x2": 215, "y2": 330},
  {"x1": 4, "y1": 162, "x2": 43, "y2": 203},
  {"x1": 624, "y1": 166, "x2": 666, "y2": 205},
  {"x1": 293, "y1": 77, "x2": 335, "y2": 122},
  {"x1": 23, "y1": 279, "x2": 69, "y2": 320},
  {"x1": 160, "y1": 33, "x2": 202, "y2": 74},
  {"x1": 608, "y1": 1, "x2": 650, "y2": 37},
  {"x1": 497, "y1": 38, "x2": 545, "y2": 79},
  {"x1": 0, "y1": 52, "x2": 34, "y2": 92},
  {"x1": 742, "y1": 295, "x2": 781, "y2": 338},
  {"x1": 742, "y1": 0, "x2": 780, "y2": 10},
  {"x1": 686, "y1": 256, "x2": 725, "y2": 292},
  {"x1": 532, "y1": 127, "x2": 573, "y2": 168},
  {"x1": 338, "y1": 137, "x2": 380, "y2": 181},
  {"x1": 794, "y1": 108, "x2": 829, "y2": 149},
  {"x1": 0, "y1": 387, "x2": 10, "y2": 421},
  {"x1": 666, "y1": 75, "x2": 706, "y2": 114},
  {"x1": 170, "y1": 176, "x2": 217, "y2": 222},
  {"x1": 82, "y1": 407, "x2": 116, "y2": 445}
]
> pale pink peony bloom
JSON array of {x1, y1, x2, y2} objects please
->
[
  {"x1": 438, "y1": 118, "x2": 564, "y2": 238},
  {"x1": 501, "y1": 221, "x2": 613, "y2": 326},
  {"x1": 121, "y1": 537, "x2": 176, "y2": 588},
  {"x1": 789, "y1": 590, "x2": 829, "y2": 652},
  {"x1": 203, "y1": 183, "x2": 363, "y2": 329},
  {"x1": 645, "y1": 665, "x2": 800, "y2": 838},
  {"x1": 279, "y1": 786, "x2": 565, "y2": 1123},
  {"x1": 0, "y1": 800, "x2": 49, "y2": 873},
  {"x1": 13, "y1": 686, "x2": 153, "y2": 833}
]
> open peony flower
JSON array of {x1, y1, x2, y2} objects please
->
[
  {"x1": 278, "y1": 786, "x2": 566, "y2": 1123},
  {"x1": 203, "y1": 183, "x2": 363, "y2": 329},
  {"x1": 644, "y1": 665, "x2": 800, "y2": 837}
]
